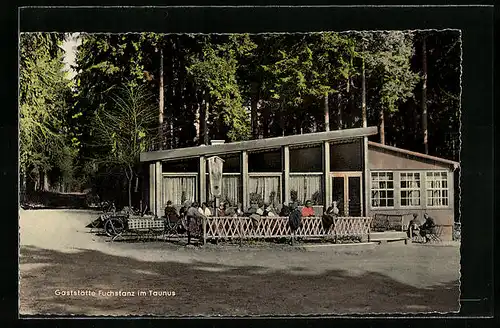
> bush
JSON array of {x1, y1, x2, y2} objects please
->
[{"x1": 335, "y1": 235, "x2": 362, "y2": 244}]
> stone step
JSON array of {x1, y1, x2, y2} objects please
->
[{"x1": 370, "y1": 231, "x2": 407, "y2": 240}]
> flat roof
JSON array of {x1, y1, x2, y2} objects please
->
[
  {"x1": 140, "y1": 126, "x2": 378, "y2": 162},
  {"x1": 368, "y1": 141, "x2": 460, "y2": 169}
]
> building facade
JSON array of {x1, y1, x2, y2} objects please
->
[{"x1": 140, "y1": 126, "x2": 459, "y2": 240}]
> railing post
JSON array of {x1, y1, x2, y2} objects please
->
[
  {"x1": 239, "y1": 217, "x2": 243, "y2": 247},
  {"x1": 367, "y1": 217, "x2": 371, "y2": 242},
  {"x1": 203, "y1": 217, "x2": 207, "y2": 245}
]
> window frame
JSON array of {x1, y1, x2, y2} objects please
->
[
  {"x1": 247, "y1": 172, "x2": 283, "y2": 207},
  {"x1": 399, "y1": 171, "x2": 422, "y2": 208},
  {"x1": 425, "y1": 170, "x2": 450, "y2": 208},
  {"x1": 370, "y1": 171, "x2": 395, "y2": 209},
  {"x1": 162, "y1": 172, "x2": 198, "y2": 207},
  {"x1": 289, "y1": 172, "x2": 324, "y2": 205}
]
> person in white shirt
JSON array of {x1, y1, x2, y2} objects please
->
[{"x1": 198, "y1": 202, "x2": 212, "y2": 217}]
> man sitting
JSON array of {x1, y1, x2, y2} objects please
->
[
  {"x1": 419, "y1": 213, "x2": 436, "y2": 243},
  {"x1": 164, "y1": 200, "x2": 178, "y2": 220}
]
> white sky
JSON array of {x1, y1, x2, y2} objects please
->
[{"x1": 61, "y1": 33, "x2": 81, "y2": 81}]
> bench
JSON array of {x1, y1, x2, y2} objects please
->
[{"x1": 372, "y1": 213, "x2": 406, "y2": 232}]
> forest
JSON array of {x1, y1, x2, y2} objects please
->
[{"x1": 19, "y1": 31, "x2": 461, "y2": 208}]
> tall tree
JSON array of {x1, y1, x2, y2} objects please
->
[
  {"x1": 19, "y1": 32, "x2": 74, "y2": 191},
  {"x1": 187, "y1": 34, "x2": 254, "y2": 142},
  {"x1": 361, "y1": 31, "x2": 420, "y2": 144},
  {"x1": 421, "y1": 36, "x2": 429, "y2": 154},
  {"x1": 92, "y1": 84, "x2": 158, "y2": 207}
]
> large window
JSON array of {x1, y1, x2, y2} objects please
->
[
  {"x1": 371, "y1": 172, "x2": 394, "y2": 208},
  {"x1": 400, "y1": 172, "x2": 421, "y2": 207},
  {"x1": 290, "y1": 145, "x2": 322, "y2": 172},
  {"x1": 330, "y1": 140, "x2": 363, "y2": 171},
  {"x1": 163, "y1": 175, "x2": 197, "y2": 206},
  {"x1": 426, "y1": 171, "x2": 449, "y2": 207},
  {"x1": 248, "y1": 149, "x2": 281, "y2": 172},
  {"x1": 248, "y1": 174, "x2": 281, "y2": 207},
  {"x1": 289, "y1": 173, "x2": 323, "y2": 205},
  {"x1": 206, "y1": 174, "x2": 241, "y2": 206}
]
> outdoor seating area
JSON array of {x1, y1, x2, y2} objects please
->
[
  {"x1": 88, "y1": 214, "x2": 373, "y2": 244},
  {"x1": 409, "y1": 224, "x2": 447, "y2": 244}
]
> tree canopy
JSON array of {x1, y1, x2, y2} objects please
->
[{"x1": 19, "y1": 30, "x2": 461, "y2": 206}]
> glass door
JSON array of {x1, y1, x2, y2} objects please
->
[
  {"x1": 331, "y1": 172, "x2": 363, "y2": 216},
  {"x1": 332, "y1": 176, "x2": 346, "y2": 216},
  {"x1": 348, "y1": 176, "x2": 361, "y2": 216}
]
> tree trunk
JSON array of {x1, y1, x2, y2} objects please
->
[
  {"x1": 379, "y1": 107, "x2": 385, "y2": 144},
  {"x1": 195, "y1": 100, "x2": 201, "y2": 144},
  {"x1": 361, "y1": 57, "x2": 367, "y2": 128},
  {"x1": 324, "y1": 93, "x2": 330, "y2": 132},
  {"x1": 43, "y1": 171, "x2": 49, "y2": 191},
  {"x1": 159, "y1": 47, "x2": 164, "y2": 150},
  {"x1": 125, "y1": 166, "x2": 133, "y2": 208},
  {"x1": 422, "y1": 36, "x2": 429, "y2": 154},
  {"x1": 251, "y1": 82, "x2": 260, "y2": 139},
  {"x1": 337, "y1": 82, "x2": 345, "y2": 130},
  {"x1": 204, "y1": 94, "x2": 210, "y2": 145}
]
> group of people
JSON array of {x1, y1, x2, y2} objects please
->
[
  {"x1": 162, "y1": 198, "x2": 342, "y2": 243},
  {"x1": 407, "y1": 213, "x2": 436, "y2": 243}
]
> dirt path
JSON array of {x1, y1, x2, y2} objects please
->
[{"x1": 19, "y1": 209, "x2": 460, "y2": 316}]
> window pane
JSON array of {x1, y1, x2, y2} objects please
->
[
  {"x1": 290, "y1": 146, "x2": 322, "y2": 172},
  {"x1": 248, "y1": 150, "x2": 282, "y2": 172}
]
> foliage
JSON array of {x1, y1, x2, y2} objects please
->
[
  {"x1": 187, "y1": 35, "x2": 254, "y2": 141},
  {"x1": 19, "y1": 32, "x2": 75, "y2": 189},
  {"x1": 19, "y1": 30, "x2": 461, "y2": 202},
  {"x1": 361, "y1": 31, "x2": 421, "y2": 114},
  {"x1": 91, "y1": 84, "x2": 158, "y2": 206}
]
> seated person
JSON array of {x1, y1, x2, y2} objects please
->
[
  {"x1": 325, "y1": 201, "x2": 340, "y2": 216},
  {"x1": 198, "y1": 202, "x2": 212, "y2": 217},
  {"x1": 419, "y1": 213, "x2": 436, "y2": 242},
  {"x1": 255, "y1": 204, "x2": 265, "y2": 216},
  {"x1": 216, "y1": 202, "x2": 226, "y2": 217},
  {"x1": 236, "y1": 203, "x2": 244, "y2": 217},
  {"x1": 265, "y1": 204, "x2": 277, "y2": 217},
  {"x1": 322, "y1": 201, "x2": 339, "y2": 231},
  {"x1": 406, "y1": 213, "x2": 420, "y2": 238},
  {"x1": 301, "y1": 200, "x2": 315, "y2": 217},
  {"x1": 164, "y1": 200, "x2": 179, "y2": 221},
  {"x1": 279, "y1": 203, "x2": 291, "y2": 217},
  {"x1": 184, "y1": 202, "x2": 206, "y2": 245}
]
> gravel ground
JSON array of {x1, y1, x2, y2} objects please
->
[{"x1": 19, "y1": 209, "x2": 460, "y2": 316}]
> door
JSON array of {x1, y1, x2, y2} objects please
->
[{"x1": 331, "y1": 172, "x2": 363, "y2": 216}]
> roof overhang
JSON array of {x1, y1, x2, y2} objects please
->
[
  {"x1": 368, "y1": 141, "x2": 460, "y2": 171},
  {"x1": 141, "y1": 126, "x2": 378, "y2": 162}
]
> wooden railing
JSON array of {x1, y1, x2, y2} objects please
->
[{"x1": 202, "y1": 216, "x2": 372, "y2": 244}]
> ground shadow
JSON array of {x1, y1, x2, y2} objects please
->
[{"x1": 19, "y1": 245, "x2": 460, "y2": 317}]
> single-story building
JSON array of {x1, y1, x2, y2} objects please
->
[{"x1": 140, "y1": 126, "x2": 459, "y2": 240}]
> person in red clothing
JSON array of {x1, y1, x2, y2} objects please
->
[{"x1": 301, "y1": 200, "x2": 315, "y2": 217}]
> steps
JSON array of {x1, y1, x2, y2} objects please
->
[{"x1": 370, "y1": 231, "x2": 409, "y2": 245}]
